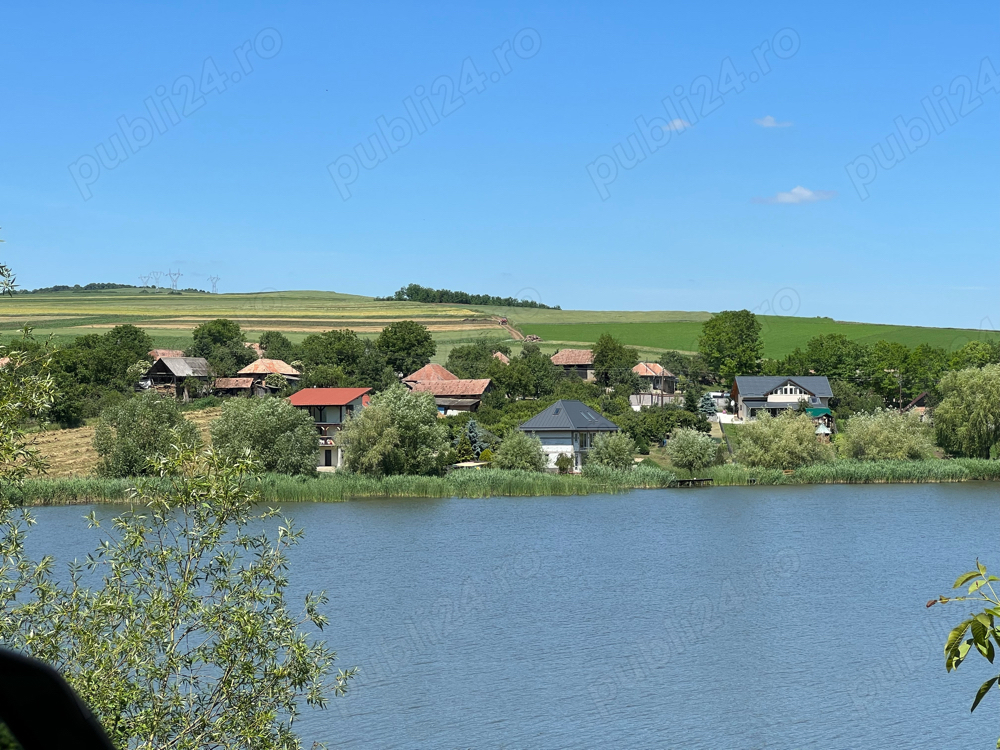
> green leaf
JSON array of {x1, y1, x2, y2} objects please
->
[
  {"x1": 970, "y1": 580, "x2": 986, "y2": 594},
  {"x1": 970, "y1": 676, "x2": 998, "y2": 712},
  {"x1": 973, "y1": 618, "x2": 990, "y2": 648},
  {"x1": 946, "y1": 619, "x2": 973, "y2": 656},
  {"x1": 955, "y1": 571, "x2": 982, "y2": 588},
  {"x1": 978, "y1": 560, "x2": 988, "y2": 577}
]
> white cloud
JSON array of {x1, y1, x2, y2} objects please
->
[
  {"x1": 753, "y1": 186, "x2": 837, "y2": 205},
  {"x1": 754, "y1": 115, "x2": 792, "y2": 128},
  {"x1": 663, "y1": 118, "x2": 691, "y2": 131}
]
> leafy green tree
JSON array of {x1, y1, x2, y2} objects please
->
[
  {"x1": 934, "y1": 365, "x2": 1000, "y2": 458},
  {"x1": 300, "y1": 329, "x2": 365, "y2": 369},
  {"x1": 299, "y1": 330, "x2": 395, "y2": 390},
  {"x1": 376, "y1": 320, "x2": 436, "y2": 376},
  {"x1": 834, "y1": 409, "x2": 935, "y2": 461},
  {"x1": 587, "y1": 431, "x2": 637, "y2": 470},
  {"x1": 93, "y1": 392, "x2": 201, "y2": 477},
  {"x1": 493, "y1": 430, "x2": 546, "y2": 472},
  {"x1": 592, "y1": 333, "x2": 639, "y2": 389},
  {"x1": 210, "y1": 397, "x2": 318, "y2": 475},
  {"x1": 189, "y1": 318, "x2": 245, "y2": 356},
  {"x1": 187, "y1": 319, "x2": 255, "y2": 377},
  {"x1": 299, "y1": 364, "x2": 349, "y2": 388},
  {"x1": 613, "y1": 404, "x2": 709, "y2": 448},
  {"x1": 264, "y1": 372, "x2": 289, "y2": 391},
  {"x1": 736, "y1": 410, "x2": 833, "y2": 470},
  {"x1": 3, "y1": 445, "x2": 353, "y2": 749},
  {"x1": 666, "y1": 428, "x2": 717, "y2": 473},
  {"x1": 339, "y1": 382, "x2": 446, "y2": 475},
  {"x1": 698, "y1": 310, "x2": 763, "y2": 384},
  {"x1": 446, "y1": 337, "x2": 510, "y2": 379},
  {"x1": 930, "y1": 561, "x2": 1000, "y2": 747},
  {"x1": 258, "y1": 331, "x2": 297, "y2": 363},
  {"x1": 829, "y1": 379, "x2": 885, "y2": 420},
  {"x1": 949, "y1": 339, "x2": 1000, "y2": 370}
]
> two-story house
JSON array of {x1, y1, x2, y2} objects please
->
[
  {"x1": 288, "y1": 387, "x2": 371, "y2": 469},
  {"x1": 517, "y1": 399, "x2": 620, "y2": 471},
  {"x1": 731, "y1": 376, "x2": 833, "y2": 421}
]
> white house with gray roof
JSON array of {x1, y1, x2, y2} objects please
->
[
  {"x1": 731, "y1": 376, "x2": 833, "y2": 421},
  {"x1": 517, "y1": 399, "x2": 619, "y2": 471}
]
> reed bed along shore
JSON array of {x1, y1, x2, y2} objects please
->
[
  {"x1": 6, "y1": 466, "x2": 678, "y2": 506},
  {"x1": 675, "y1": 459, "x2": 1000, "y2": 486},
  {"x1": 6, "y1": 460, "x2": 999, "y2": 506}
]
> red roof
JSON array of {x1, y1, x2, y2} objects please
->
[
  {"x1": 408, "y1": 379, "x2": 491, "y2": 397},
  {"x1": 551, "y1": 349, "x2": 593, "y2": 366},
  {"x1": 633, "y1": 362, "x2": 674, "y2": 378},
  {"x1": 404, "y1": 363, "x2": 457, "y2": 381},
  {"x1": 492, "y1": 351, "x2": 510, "y2": 364},
  {"x1": 288, "y1": 387, "x2": 372, "y2": 407}
]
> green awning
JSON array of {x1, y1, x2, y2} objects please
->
[{"x1": 806, "y1": 407, "x2": 832, "y2": 418}]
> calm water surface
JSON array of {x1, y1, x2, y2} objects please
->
[{"x1": 26, "y1": 484, "x2": 1000, "y2": 748}]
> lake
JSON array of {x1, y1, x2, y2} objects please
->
[{"x1": 24, "y1": 484, "x2": 1000, "y2": 748}]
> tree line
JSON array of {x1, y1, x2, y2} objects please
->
[{"x1": 376, "y1": 283, "x2": 560, "y2": 309}]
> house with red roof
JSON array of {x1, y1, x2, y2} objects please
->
[{"x1": 287, "y1": 387, "x2": 372, "y2": 469}]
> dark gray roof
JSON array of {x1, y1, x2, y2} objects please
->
[
  {"x1": 150, "y1": 357, "x2": 212, "y2": 378},
  {"x1": 518, "y1": 400, "x2": 619, "y2": 432},
  {"x1": 734, "y1": 376, "x2": 833, "y2": 399}
]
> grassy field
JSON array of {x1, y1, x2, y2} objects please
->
[
  {"x1": 0, "y1": 288, "x2": 992, "y2": 361},
  {"x1": 518, "y1": 316, "x2": 993, "y2": 359},
  {"x1": 32, "y1": 407, "x2": 222, "y2": 478}
]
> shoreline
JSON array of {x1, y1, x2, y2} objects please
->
[{"x1": 6, "y1": 460, "x2": 1000, "y2": 506}]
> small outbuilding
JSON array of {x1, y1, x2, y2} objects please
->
[{"x1": 143, "y1": 357, "x2": 212, "y2": 399}]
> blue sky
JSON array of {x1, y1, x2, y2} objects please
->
[{"x1": 1, "y1": 2, "x2": 997, "y2": 328}]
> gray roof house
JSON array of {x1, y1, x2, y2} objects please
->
[
  {"x1": 731, "y1": 376, "x2": 833, "y2": 420},
  {"x1": 143, "y1": 356, "x2": 212, "y2": 399},
  {"x1": 518, "y1": 399, "x2": 619, "y2": 471}
]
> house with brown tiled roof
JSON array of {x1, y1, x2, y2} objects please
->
[
  {"x1": 492, "y1": 351, "x2": 510, "y2": 365},
  {"x1": 550, "y1": 349, "x2": 594, "y2": 381},
  {"x1": 404, "y1": 363, "x2": 458, "y2": 382},
  {"x1": 237, "y1": 358, "x2": 301, "y2": 382},
  {"x1": 632, "y1": 362, "x2": 677, "y2": 393},
  {"x1": 406, "y1": 378, "x2": 492, "y2": 415}
]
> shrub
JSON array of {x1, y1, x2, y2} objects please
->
[
  {"x1": 94, "y1": 392, "x2": 201, "y2": 477},
  {"x1": 587, "y1": 431, "x2": 637, "y2": 470},
  {"x1": 339, "y1": 382, "x2": 446, "y2": 476},
  {"x1": 834, "y1": 408, "x2": 936, "y2": 461},
  {"x1": 555, "y1": 453, "x2": 574, "y2": 474},
  {"x1": 210, "y1": 397, "x2": 318, "y2": 475},
  {"x1": 736, "y1": 410, "x2": 834, "y2": 470},
  {"x1": 478, "y1": 448, "x2": 494, "y2": 463},
  {"x1": 2, "y1": 447, "x2": 353, "y2": 748},
  {"x1": 666, "y1": 428, "x2": 717, "y2": 473},
  {"x1": 493, "y1": 431, "x2": 546, "y2": 472}
]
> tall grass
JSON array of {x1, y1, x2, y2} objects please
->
[
  {"x1": 10, "y1": 466, "x2": 678, "y2": 506},
  {"x1": 696, "y1": 459, "x2": 1000, "y2": 486},
  {"x1": 8, "y1": 459, "x2": 999, "y2": 505}
]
